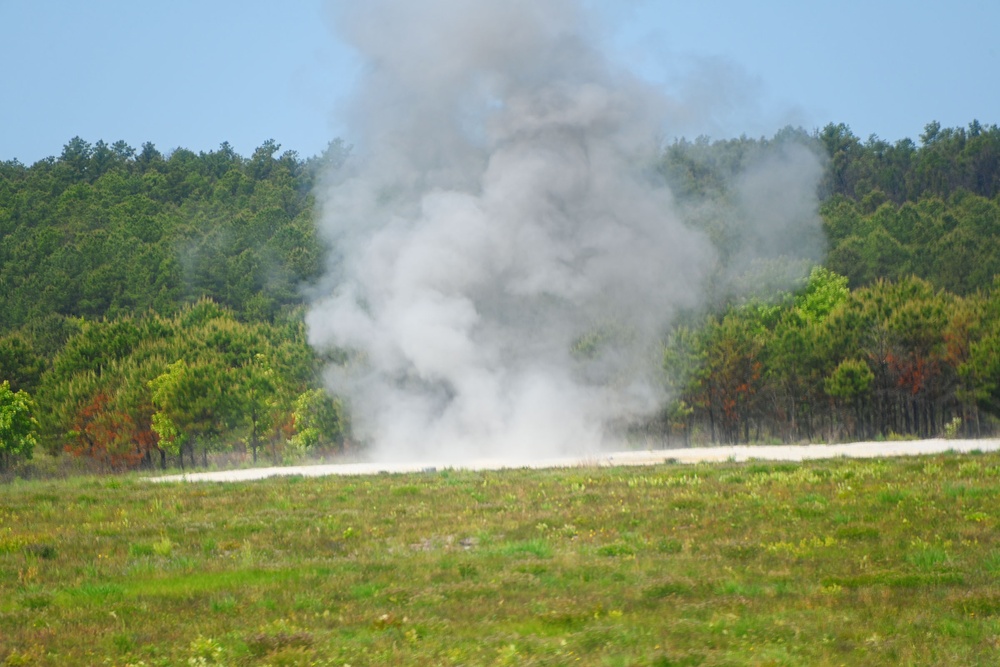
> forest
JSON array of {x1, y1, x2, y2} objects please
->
[{"x1": 1, "y1": 121, "x2": 999, "y2": 474}]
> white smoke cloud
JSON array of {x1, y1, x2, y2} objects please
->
[{"x1": 306, "y1": 0, "x2": 824, "y2": 462}]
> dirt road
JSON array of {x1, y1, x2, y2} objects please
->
[{"x1": 147, "y1": 438, "x2": 1000, "y2": 483}]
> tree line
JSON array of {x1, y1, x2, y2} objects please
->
[
  {"x1": 3, "y1": 296, "x2": 349, "y2": 472},
  {"x1": 1, "y1": 121, "x2": 999, "y2": 473},
  {"x1": 658, "y1": 120, "x2": 1000, "y2": 444},
  {"x1": 0, "y1": 138, "x2": 348, "y2": 473},
  {"x1": 662, "y1": 269, "x2": 1000, "y2": 445}
]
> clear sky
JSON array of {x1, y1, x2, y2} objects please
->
[{"x1": 2, "y1": 0, "x2": 997, "y2": 164}]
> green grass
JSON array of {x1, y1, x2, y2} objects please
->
[{"x1": 4, "y1": 452, "x2": 1000, "y2": 665}]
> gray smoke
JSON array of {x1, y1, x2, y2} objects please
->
[{"x1": 306, "y1": 0, "x2": 823, "y2": 461}]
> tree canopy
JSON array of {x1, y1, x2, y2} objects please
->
[{"x1": 2, "y1": 122, "x2": 999, "y2": 474}]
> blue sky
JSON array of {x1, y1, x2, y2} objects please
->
[{"x1": 2, "y1": 0, "x2": 997, "y2": 164}]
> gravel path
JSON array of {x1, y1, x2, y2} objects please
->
[{"x1": 146, "y1": 438, "x2": 1000, "y2": 483}]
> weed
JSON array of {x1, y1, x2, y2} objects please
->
[
  {"x1": 350, "y1": 582, "x2": 381, "y2": 600},
  {"x1": 129, "y1": 542, "x2": 155, "y2": 557},
  {"x1": 943, "y1": 416, "x2": 963, "y2": 439},
  {"x1": 643, "y1": 581, "x2": 693, "y2": 598},
  {"x1": 958, "y1": 461, "x2": 982, "y2": 476},
  {"x1": 922, "y1": 462, "x2": 942, "y2": 476},
  {"x1": 112, "y1": 633, "x2": 134, "y2": 654},
  {"x1": 906, "y1": 540, "x2": 950, "y2": 569},
  {"x1": 497, "y1": 538, "x2": 552, "y2": 559},
  {"x1": 186, "y1": 635, "x2": 224, "y2": 665},
  {"x1": 152, "y1": 537, "x2": 173, "y2": 557},
  {"x1": 246, "y1": 626, "x2": 313, "y2": 657},
  {"x1": 746, "y1": 462, "x2": 798, "y2": 475},
  {"x1": 201, "y1": 538, "x2": 217, "y2": 555},
  {"x1": 23, "y1": 543, "x2": 57, "y2": 559},
  {"x1": 944, "y1": 484, "x2": 991, "y2": 498},
  {"x1": 795, "y1": 492, "x2": 829, "y2": 517},
  {"x1": 719, "y1": 542, "x2": 760, "y2": 561},
  {"x1": 19, "y1": 591, "x2": 53, "y2": 609},
  {"x1": 210, "y1": 595, "x2": 237, "y2": 613},
  {"x1": 876, "y1": 487, "x2": 909, "y2": 504},
  {"x1": 558, "y1": 523, "x2": 579, "y2": 538},
  {"x1": 657, "y1": 537, "x2": 683, "y2": 554},
  {"x1": 597, "y1": 541, "x2": 636, "y2": 557},
  {"x1": 671, "y1": 495, "x2": 705, "y2": 510},
  {"x1": 954, "y1": 594, "x2": 1000, "y2": 617},
  {"x1": 717, "y1": 579, "x2": 764, "y2": 597},
  {"x1": 652, "y1": 652, "x2": 705, "y2": 666},
  {"x1": 834, "y1": 525, "x2": 880, "y2": 541}
]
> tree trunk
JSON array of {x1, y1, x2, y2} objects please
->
[
  {"x1": 854, "y1": 401, "x2": 863, "y2": 440},
  {"x1": 708, "y1": 402, "x2": 717, "y2": 445},
  {"x1": 789, "y1": 395, "x2": 797, "y2": 442},
  {"x1": 707, "y1": 383, "x2": 717, "y2": 444}
]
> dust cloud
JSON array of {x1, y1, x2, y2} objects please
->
[{"x1": 305, "y1": 0, "x2": 824, "y2": 462}]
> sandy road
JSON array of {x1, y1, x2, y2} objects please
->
[{"x1": 146, "y1": 438, "x2": 1000, "y2": 483}]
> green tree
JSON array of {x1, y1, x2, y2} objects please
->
[
  {"x1": 0, "y1": 381, "x2": 38, "y2": 470},
  {"x1": 291, "y1": 388, "x2": 346, "y2": 454},
  {"x1": 959, "y1": 281, "x2": 1000, "y2": 422},
  {"x1": 149, "y1": 358, "x2": 233, "y2": 468},
  {"x1": 0, "y1": 334, "x2": 45, "y2": 393},
  {"x1": 238, "y1": 353, "x2": 280, "y2": 463},
  {"x1": 962, "y1": 334, "x2": 1000, "y2": 420},
  {"x1": 824, "y1": 359, "x2": 875, "y2": 439}
]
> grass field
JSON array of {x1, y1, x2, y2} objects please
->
[{"x1": 4, "y1": 451, "x2": 1000, "y2": 666}]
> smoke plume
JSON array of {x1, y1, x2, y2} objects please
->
[{"x1": 306, "y1": 0, "x2": 824, "y2": 461}]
